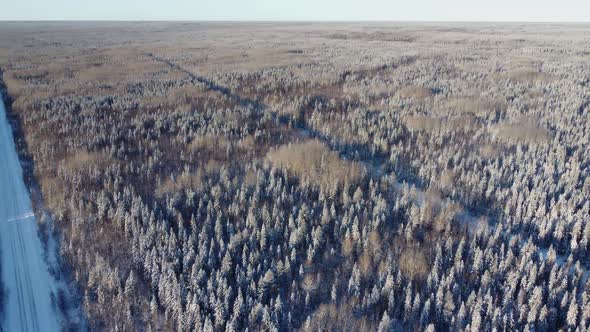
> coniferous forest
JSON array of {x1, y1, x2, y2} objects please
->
[{"x1": 1, "y1": 22, "x2": 590, "y2": 331}]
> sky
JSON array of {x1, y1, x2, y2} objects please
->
[{"x1": 1, "y1": 0, "x2": 589, "y2": 21}]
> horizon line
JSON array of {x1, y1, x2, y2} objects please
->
[{"x1": 1, "y1": 19, "x2": 589, "y2": 23}]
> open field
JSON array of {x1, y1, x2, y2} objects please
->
[{"x1": 1, "y1": 22, "x2": 589, "y2": 330}]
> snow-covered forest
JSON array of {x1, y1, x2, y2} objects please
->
[{"x1": 0, "y1": 22, "x2": 589, "y2": 330}]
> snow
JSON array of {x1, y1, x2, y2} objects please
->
[{"x1": 0, "y1": 98, "x2": 61, "y2": 331}]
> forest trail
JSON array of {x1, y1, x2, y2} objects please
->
[
  {"x1": 0, "y1": 97, "x2": 60, "y2": 331},
  {"x1": 145, "y1": 53, "x2": 582, "y2": 274}
]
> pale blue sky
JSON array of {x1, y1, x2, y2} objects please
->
[{"x1": 2, "y1": 0, "x2": 589, "y2": 21}]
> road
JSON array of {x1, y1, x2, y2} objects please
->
[{"x1": 0, "y1": 98, "x2": 60, "y2": 331}]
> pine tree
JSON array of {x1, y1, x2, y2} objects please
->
[
  {"x1": 377, "y1": 312, "x2": 392, "y2": 332},
  {"x1": 567, "y1": 294, "x2": 578, "y2": 327}
]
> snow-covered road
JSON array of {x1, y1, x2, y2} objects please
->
[{"x1": 0, "y1": 98, "x2": 60, "y2": 331}]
